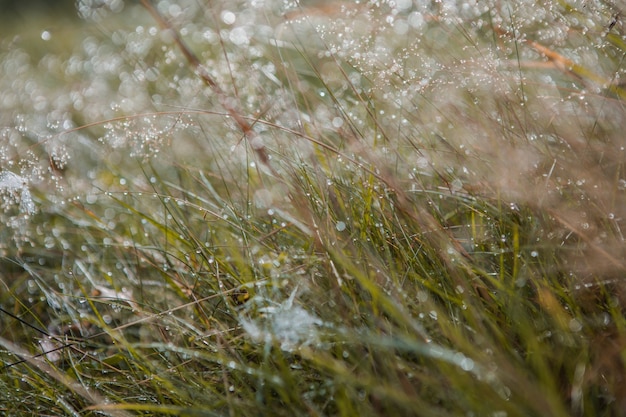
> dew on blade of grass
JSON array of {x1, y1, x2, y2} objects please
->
[
  {"x1": 230, "y1": 27, "x2": 250, "y2": 46},
  {"x1": 221, "y1": 10, "x2": 236, "y2": 25},
  {"x1": 569, "y1": 318, "x2": 583, "y2": 332}
]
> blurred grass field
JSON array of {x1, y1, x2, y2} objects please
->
[{"x1": 1, "y1": 0, "x2": 626, "y2": 416}]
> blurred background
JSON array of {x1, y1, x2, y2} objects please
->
[
  {"x1": 0, "y1": 0, "x2": 75, "y2": 15},
  {"x1": 0, "y1": 0, "x2": 79, "y2": 40}
]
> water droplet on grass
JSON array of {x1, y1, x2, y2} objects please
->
[
  {"x1": 221, "y1": 11, "x2": 236, "y2": 25},
  {"x1": 230, "y1": 27, "x2": 250, "y2": 45},
  {"x1": 569, "y1": 318, "x2": 582, "y2": 332}
]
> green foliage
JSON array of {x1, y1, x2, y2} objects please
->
[{"x1": 1, "y1": 1, "x2": 626, "y2": 416}]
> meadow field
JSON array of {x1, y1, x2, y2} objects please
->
[{"x1": 1, "y1": 0, "x2": 626, "y2": 415}]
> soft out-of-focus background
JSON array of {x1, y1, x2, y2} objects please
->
[
  {"x1": 0, "y1": 0, "x2": 76, "y2": 25},
  {"x1": 0, "y1": 0, "x2": 79, "y2": 40},
  {"x1": 0, "y1": 0, "x2": 74, "y2": 14}
]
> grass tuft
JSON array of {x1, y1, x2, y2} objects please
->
[{"x1": 1, "y1": 0, "x2": 626, "y2": 416}]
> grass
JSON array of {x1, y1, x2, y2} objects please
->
[{"x1": 1, "y1": 0, "x2": 626, "y2": 416}]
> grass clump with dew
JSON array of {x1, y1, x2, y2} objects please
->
[{"x1": 1, "y1": 0, "x2": 626, "y2": 415}]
